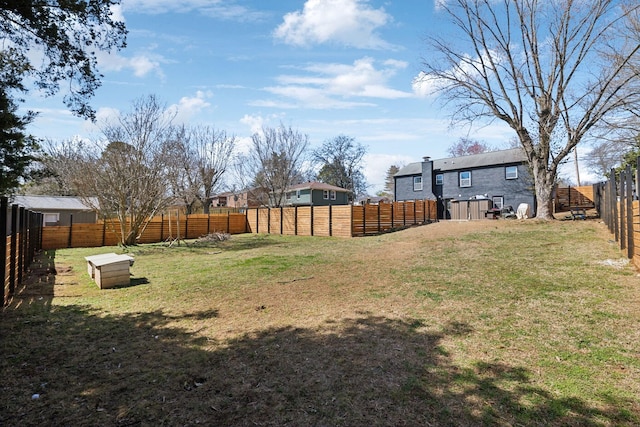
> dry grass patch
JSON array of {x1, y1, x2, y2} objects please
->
[{"x1": 2, "y1": 219, "x2": 640, "y2": 426}]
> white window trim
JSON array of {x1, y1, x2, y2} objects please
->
[
  {"x1": 506, "y1": 166, "x2": 518, "y2": 180},
  {"x1": 330, "y1": 190, "x2": 336, "y2": 200},
  {"x1": 43, "y1": 212, "x2": 60, "y2": 226},
  {"x1": 323, "y1": 190, "x2": 329, "y2": 200},
  {"x1": 492, "y1": 196, "x2": 504, "y2": 210},
  {"x1": 296, "y1": 190, "x2": 301, "y2": 199},
  {"x1": 413, "y1": 176, "x2": 423, "y2": 191},
  {"x1": 459, "y1": 171, "x2": 471, "y2": 187},
  {"x1": 435, "y1": 174, "x2": 444, "y2": 185}
]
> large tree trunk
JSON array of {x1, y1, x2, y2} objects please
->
[{"x1": 531, "y1": 161, "x2": 555, "y2": 220}]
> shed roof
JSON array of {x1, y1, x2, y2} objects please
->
[
  {"x1": 10, "y1": 195, "x2": 96, "y2": 211},
  {"x1": 395, "y1": 148, "x2": 526, "y2": 177}
]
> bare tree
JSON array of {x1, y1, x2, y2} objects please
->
[
  {"x1": 165, "y1": 125, "x2": 236, "y2": 214},
  {"x1": 313, "y1": 135, "x2": 368, "y2": 198},
  {"x1": 237, "y1": 123, "x2": 309, "y2": 207},
  {"x1": 419, "y1": 0, "x2": 640, "y2": 219},
  {"x1": 446, "y1": 137, "x2": 493, "y2": 157},
  {"x1": 50, "y1": 95, "x2": 175, "y2": 245}
]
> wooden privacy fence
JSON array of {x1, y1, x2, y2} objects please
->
[
  {"x1": 595, "y1": 162, "x2": 640, "y2": 269},
  {"x1": 39, "y1": 199, "x2": 438, "y2": 249},
  {"x1": 42, "y1": 213, "x2": 248, "y2": 250},
  {"x1": 246, "y1": 199, "x2": 438, "y2": 238},
  {"x1": 2, "y1": 197, "x2": 44, "y2": 306},
  {"x1": 554, "y1": 185, "x2": 595, "y2": 211}
]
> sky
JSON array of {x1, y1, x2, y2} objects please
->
[{"x1": 24, "y1": 0, "x2": 590, "y2": 194}]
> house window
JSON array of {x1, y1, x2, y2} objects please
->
[
  {"x1": 296, "y1": 190, "x2": 301, "y2": 199},
  {"x1": 492, "y1": 196, "x2": 504, "y2": 210},
  {"x1": 323, "y1": 190, "x2": 329, "y2": 200},
  {"x1": 435, "y1": 174, "x2": 444, "y2": 185},
  {"x1": 43, "y1": 213, "x2": 60, "y2": 226},
  {"x1": 459, "y1": 171, "x2": 471, "y2": 187},
  {"x1": 330, "y1": 190, "x2": 336, "y2": 200},
  {"x1": 286, "y1": 192, "x2": 292, "y2": 200},
  {"x1": 413, "y1": 176, "x2": 423, "y2": 191},
  {"x1": 506, "y1": 166, "x2": 518, "y2": 180}
]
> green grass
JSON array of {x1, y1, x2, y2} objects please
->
[{"x1": 2, "y1": 220, "x2": 640, "y2": 426}]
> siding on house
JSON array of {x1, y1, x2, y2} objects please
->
[
  {"x1": 279, "y1": 182, "x2": 351, "y2": 207},
  {"x1": 395, "y1": 148, "x2": 536, "y2": 218}
]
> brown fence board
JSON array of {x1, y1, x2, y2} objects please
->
[{"x1": 555, "y1": 186, "x2": 595, "y2": 210}]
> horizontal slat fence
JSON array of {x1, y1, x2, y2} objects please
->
[
  {"x1": 2, "y1": 197, "x2": 43, "y2": 306},
  {"x1": 246, "y1": 200, "x2": 437, "y2": 238},
  {"x1": 41, "y1": 213, "x2": 248, "y2": 250},
  {"x1": 555, "y1": 185, "x2": 595, "y2": 211}
]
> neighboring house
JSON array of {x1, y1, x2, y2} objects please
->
[
  {"x1": 394, "y1": 148, "x2": 535, "y2": 219},
  {"x1": 274, "y1": 181, "x2": 351, "y2": 207},
  {"x1": 211, "y1": 190, "x2": 261, "y2": 209},
  {"x1": 354, "y1": 195, "x2": 392, "y2": 205},
  {"x1": 11, "y1": 195, "x2": 98, "y2": 226}
]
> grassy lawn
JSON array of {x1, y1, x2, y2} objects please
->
[{"x1": 2, "y1": 219, "x2": 640, "y2": 426}]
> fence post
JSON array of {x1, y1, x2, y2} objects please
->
[
  {"x1": 17, "y1": 207, "x2": 25, "y2": 286},
  {"x1": 68, "y1": 214, "x2": 73, "y2": 248},
  {"x1": 1, "y1": 197, "x2": 6, "y2": 305},
  {"x1": 329, "y1": 205, "x2": 333, "y2": 237},
  {"x1": 611, "y1": 169, "x2": 619, "y2": 241},
  {"x1": 391, "y1": 203, "x2": 394, "y2": 229},
  {"x1": 310, "y1": 205, "x2": 314, "y2": 236},
  {"x1": 626, "y1": 164, "x2": 634, "y2": 259},
  {"x1": 9, "y1": 204, "x2": 18, "y2": 296},
  {"x1": 620, "y1": 170, "x2": 627, "y2": 251},
  {"x1": 362, "y1": 204, "x2": 366, "y2": 236},
  {"x1": 295, "y1": 206, "x2": 298, "y2": 235},
  {"x1": 280, "y1": 207, "x2": 283, "y2": 235},
  {"x1": 403, "y1": 202, "x2": 406, "y2": 227}
]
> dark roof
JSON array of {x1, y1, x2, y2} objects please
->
[
  {"x1": 10, "y1": 195, "x2": 97, "y2": 211},
  {"x1": 433, "y1": 148, "x2": 526, "y2": 171},
  {"x1": 286, "y1": 181, "x2": 351, "y2": 193},
  {"x1": 395, "y1": 148, "x2": 526, "y2": 177}
]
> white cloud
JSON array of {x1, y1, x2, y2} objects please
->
[
  {"x1": 412, "y1": 71, "x2": 443, "y2": 98},
  {"x1": 255, "y1": 57, "x2": 412, "y2": 109},
  {"x1": 412, "y1": 49, "x2": 500, "y2": 98},
  {"x1": 110, "y1": 4, "x2": 125, "y2": 23},
  {"x1": 169, "y1": 91, "x2": 213, "y2": 123},
  {"x1": 120, "y1": 0, "x2": 267, "y2": 21},
  {"x1": 273, "y1": 0, "x2": 394, "y2": 49},
  {"x1": 97, "y1": 49, "x2": 166, "y2": 79}
]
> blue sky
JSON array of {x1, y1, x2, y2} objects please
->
[{"x1": 26, "y1": 0, "x2": 534, "y2": 193}]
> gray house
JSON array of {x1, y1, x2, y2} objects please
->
[
  {"x1": 277, "y1": 181, "x2": 351, "y2": 207},
  {"x1": 394, "y1": 148, "x2": 535, "y2": 219},
  {"x1": 10, "y1": 195, "x2": 98, "y2": 226}
]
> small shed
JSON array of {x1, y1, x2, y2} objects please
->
[
  {"x1": 449, "y1": 199, "x2": 493, "y2": 220},
  {"x1": 11, "y1": 195, "x2": 98, "y2": 226}
]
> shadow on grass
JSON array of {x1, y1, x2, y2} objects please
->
[{"x1": 1, "y1": 253, "x2": 636, "y2": 426}]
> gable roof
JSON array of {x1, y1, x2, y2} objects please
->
[
  {"x1": 285, "y1": 181, "x2": 352, "y2": 193},
  {"x1": 10, "y1": 195, "x2": 96, "y2": 211},
  {"x1": 395, "y1": 148, "x2": 527, "y2": 177},
  {"x1": 433, "y1": 148, "x2": 527, "y2": 171}
]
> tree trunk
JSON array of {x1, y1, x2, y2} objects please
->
[
  {"x1": 531, "y1": 161, "x2": 555, "y2": 220},
  {"x1": 203, "y1": 198, "x2": 211, "y2": 214}
]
